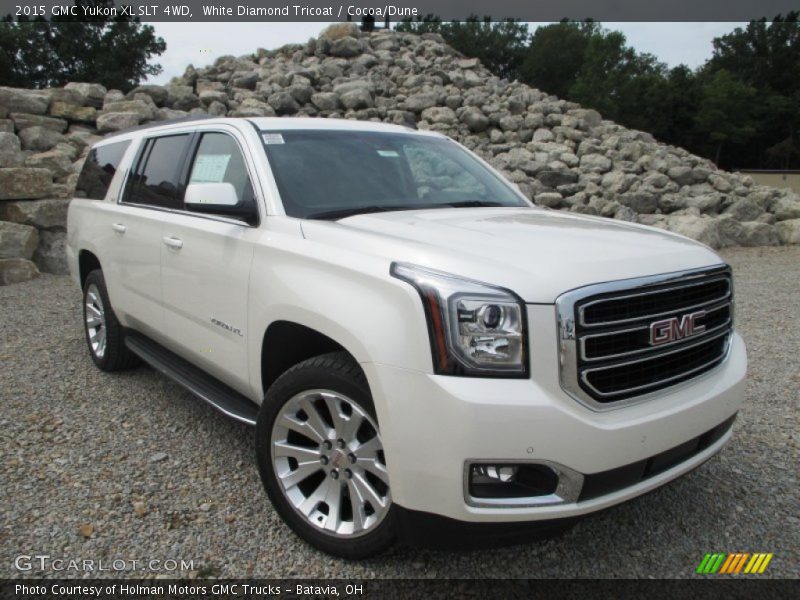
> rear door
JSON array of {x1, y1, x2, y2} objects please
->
[
  {"x1": 109, "y1": 133, "x2": 193, "y2": 341},
  {"x1": 158, "y1": 128, "x2": 261, "y2": 394}
]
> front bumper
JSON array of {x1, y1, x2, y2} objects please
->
[{"x1": 361, "y1": 304, "x2": 746, "y2": 525}]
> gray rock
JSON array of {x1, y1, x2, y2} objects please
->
[
  {"x1": 709, "y1": 173, "x2": 732, "y2": 193},
  {"x1": 580, "y1": 153, "x2": 612, "y2": 174},
  {"x1": 723, "y1": 199, "x2": 763, "y2": 222},
  {"x1": 534, "y1": 192, "x2": 563, "y2": 208},
  {"x1": 0, "y1": 198, "x2": 69, "y2": 229},
  {"x1": 421, "y1": 106, "x2": 456, "y2": 125},
  {"x1": 619, "y1": 192, "x2": 658, "y2": 214},
  {"x1": 288, "y1": 83, "x2": 314, "y2": 105},
  {"x1": 25, "y1": 150, "x2": 73, "y2": 180},
  {"x1": 340, "y1": 89, "x2": 374, "y2": 110},
  {"x1": 536, "y1": 170, "x2": 578, "y2": 188},
  {"x1": 96, "y1": 112, "x2": 142, "y2": 133},
  {"x1": 667, "y1": 165, "x2": 694, "y2": 186},
  {"x1": 405, "y1": 92, "x2": 438, "y2": 113},
  {"x1": 126, "y1": 84, "x2": 169, "y2": 106},
  {"x1": 18, "y1": 126, "x2": 67, "y2": 152},
  {"x1": 64, "y1": 82, "x2": 107, "y2": 108},
  {"x1": 267, "y1": 91, "x2": 299, "y2": 115},
  {"x1": 102, "y1": 100, "x2": 155, "y2": 121},
  {"x1": 0, "y1": 258, "x2": 39, "y2": 285},
  {"x1": 48, "y1": 102, "x2": 97, "y2": 123},
  {"x1": 0, "y1": 168, "x2": 52, "y2": 200},
  {"x1": 770, "y1": 196, "x2": 800, "y2": 221},
  {"x1": 532, "y1": 128, "x2": 554, "y2": 143},
  {"x1": 0, "y1": 87, "x2": 50, "y2": 114},
  {"x1": 199, "y1": 90, "x2": 228, "y2": 106},
  {"x1": 311, "y1": 92, "x2": 340, "y2": 111},
  {"x1": 10, "y1": 113, "x2": 68, "y2": 133},
  {"x1": 330, "y1": 37, "x2": 364, "y2": 58},
  {"x1": 166, "y1": 85, "x2": 200, "y2": 111},
  {"x1": 737, "y1": 222, "x2": 780, "y2": 246},
  {"x1": 0, "y1": 221, "x2": 39, "y2": 259},
  {"x1": 666, "y1": 215, "x2": 722, "y2": 249},
  {"x1": 33, "y1": 230, "x2": 67, "y2": 274},
  {"x1": 155, "y1": 108, "x2": 191, "y2": 121},
  {"x1": 318, "y1": 22, "x2": 360, "y2": 41},
  {"x1": 0, "y1": 131, "x2": 24, "y2": 167},
  {"x1": 776, "y1": 219, "x2": 800, "y2": 244}
]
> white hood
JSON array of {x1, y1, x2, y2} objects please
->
[{"x1": 301, "y1": 207, "x2": 724, "y2": 303}]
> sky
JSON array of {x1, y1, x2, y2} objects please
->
[{"x1": 147, "y1": 22, "x2": 747, "y2": 85}]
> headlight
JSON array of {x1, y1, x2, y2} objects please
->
[{"x1": 391, "y1": 262, "x2": 528, "y2": 377}]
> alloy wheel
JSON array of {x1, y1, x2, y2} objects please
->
[
  {"x1": 84, "y1": 283, "x2": 107, "y2": 358},
  {"x1": 271, "y1": 389, "x2": 391, "y2": 538}
]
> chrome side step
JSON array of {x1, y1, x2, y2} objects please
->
[{"x1": 125, "y1": 332, "x2": 259, "y2": 426}]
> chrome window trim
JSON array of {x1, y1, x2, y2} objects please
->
[
  {"x1": 463, "y1": 459, "x2": 584, "y2": 508},
  {"x1": 555, "y1": 264, "x2": 734, "y2": 411}
]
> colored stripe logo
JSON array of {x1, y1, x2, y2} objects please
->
[{"x1": 696, "y1": 553, "x2": 773, "y2": 574}]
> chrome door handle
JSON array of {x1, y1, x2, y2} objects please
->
[
  {"x1": 111, "y1": 223, "x2": 127, "y2": 234},
  {"x1": 162, "y1": 236, "x2": 183, "y2": 249}
]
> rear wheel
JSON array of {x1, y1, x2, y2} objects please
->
[
  {"x1": 82, "y1": 269, "x2": 139, "y2": 371},
  {"x1": 256, "y1": 352, "x2": 395, "y2": 559}
]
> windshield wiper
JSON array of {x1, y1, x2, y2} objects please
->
[
  {"x1": 437, "y1": 200, "x2": 509, "y2": 208},
  {"x1": 306, "y1": 204, "x2": 426, "y2": 220}
]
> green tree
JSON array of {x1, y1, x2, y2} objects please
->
[
  {"x1": 0, "y1": 0, "x2": 166, "y2": 91},
  {"x1": 518, "y1": 20, "x2": 599, "y2": 99},
  {"x1": 694, "y1": 69, "x2": 759, "y2": 166},
  {"x1": 397, "y1": 16, "x2": 529, "y2": 79}
]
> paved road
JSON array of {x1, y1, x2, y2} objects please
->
[{"x1": 1, "y1": 247, "x2": 797, "y2": 579}]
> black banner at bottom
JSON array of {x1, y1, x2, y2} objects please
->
[{"x1": 2, "y1": 579, "x2": 799, "y2": 600}]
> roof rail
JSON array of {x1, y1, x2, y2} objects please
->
[{"x1": 102, "y1": 114, "x2": 219, "y2": 139}]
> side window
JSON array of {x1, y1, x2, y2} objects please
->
[
  {"x1": 403, "y1": 144, "x2": 489, "y2": 202},
  {"x1": 186, "y1": 132, "x2": 257, "y2": 217},
  {"x1": 74, "y1": 140, "x2": 131, "y2": 200},
  {"x1": 127, "y1": 134, "x2": 191, "y2": 209}
]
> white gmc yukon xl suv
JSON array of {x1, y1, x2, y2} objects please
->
[{"x1": 67, "y1": 117, "x2": 746, "y2": 558}]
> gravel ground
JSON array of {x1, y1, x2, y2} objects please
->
[{"x1": 1, "y1": 246, "x2": 797, "y2": 579}]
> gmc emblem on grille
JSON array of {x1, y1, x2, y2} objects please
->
[{"x1": 649, "y1": 310, "x2": 707, "y2": 346}]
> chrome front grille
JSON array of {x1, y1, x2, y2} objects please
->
[{"x1": 556, "y1": 266, "x2": 734, "y2": 409}]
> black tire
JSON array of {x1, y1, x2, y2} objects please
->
[
  {"x1": 82, "y1": 269, "x2": 140, "y2": 371},
  {"x1": 256, "y1": 352, "x2": 396, "y2": 559}
]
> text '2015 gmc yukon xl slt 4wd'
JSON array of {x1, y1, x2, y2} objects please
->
[{"x1": 67, "y1": 117, "x2": 746, "y2": 558}]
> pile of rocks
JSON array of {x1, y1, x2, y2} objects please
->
[{"x1": 1, "y1": 23, "x2": 799, "y2": 284}]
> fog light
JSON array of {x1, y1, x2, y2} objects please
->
[
  {"x1": 472, "y1": 464, "x2": 517, "y2": 483},
  {"x1": 468, "y1": 462, "x2": 560, "y2": 500}
]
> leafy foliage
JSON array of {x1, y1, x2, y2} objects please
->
[
  {"x1": 397, "y1": 15, "x2": 800, "y2": 170},
  {"x1": 0, "y1": 0, "x2": 166, "y2": 92},
  {"x1": 396, "y1": 15, "x2": 529, "y2": 79}
]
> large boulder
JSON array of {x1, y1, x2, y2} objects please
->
[
  {"x1": 0, "y1": 87, "x2": 50, "y2": 114},
  {"x1": 0, "y1": 168, "x2": 52, "y2": 200},
  {"x1": 49, "y1": 101, "x2": 97, "y2": 123},
  {"x1": 0, "y1": 258, "x2": 40, "y2": 285},
  {"x1": 666, "y1": 215, "x2": 722, "y2": 249},
  {"x1": 25, "y1": 150, "x2": 74, "y2": 179},
  {"x1": 96, "y1": 112, "x2": 143, "y2": 133},
  {"x1": 63, "y1": 82, "x2": 107, "y2": 108},
  {"x1": 10, "y1": 113, "x2": 68, "y2": 133},
  {"x1": 33, "y1": 230, "x2": 67, "y2": 274},
  {"x1": 18, "y1": 126, "x2": 67, "y2": 152},
  {"x1": 126, "y1": 84, "x2": 169, "y2": 106},
  {"x1": 776, "y1": 219, "x2": 800, "y2": 244},
  {"x1": 0, "y1": 132, "x2": 24, "y2": 167},
  {"x1": 0, "y1": 221, "x2": 39, "y2": 259},
  {"x1": 0, "y1": 198, "x2": 69, "y2": 229}
]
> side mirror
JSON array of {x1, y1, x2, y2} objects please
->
[{"x1": 185, "y1": 182, "x2": 239, "y2": 207}]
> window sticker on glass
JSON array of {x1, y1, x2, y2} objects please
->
[
  {"x1": 262, "y1": 133, "x2": 285, "y2": 145},
  {"x1": 190, "y1": 154, "x2": 231, "y2": 183},
  {"x1": 377, "y1": 150, "x2": 399, "y2": 157}
]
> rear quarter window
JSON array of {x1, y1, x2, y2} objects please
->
[{"x1": 74, "y1": 140, "x2": 131, "y2": 200}]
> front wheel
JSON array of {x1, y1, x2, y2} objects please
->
[
  {"x1": 255, "y1": 352, "x2": 395, "y2": 559},
  {"x1": 82, "y1": 269, "x2": 139, "y2": 371}
]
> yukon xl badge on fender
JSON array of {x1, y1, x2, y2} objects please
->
[
  {"x1": 210, "y1": 317, "x2": 244, "y2": 337},
  {"x1": 649, "y1": 310, "x2": 706, "y2": 346}
]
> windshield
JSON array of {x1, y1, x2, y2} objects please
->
[{"x1": 260, "y1": 130, "x2": 529, "y2": 219}]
